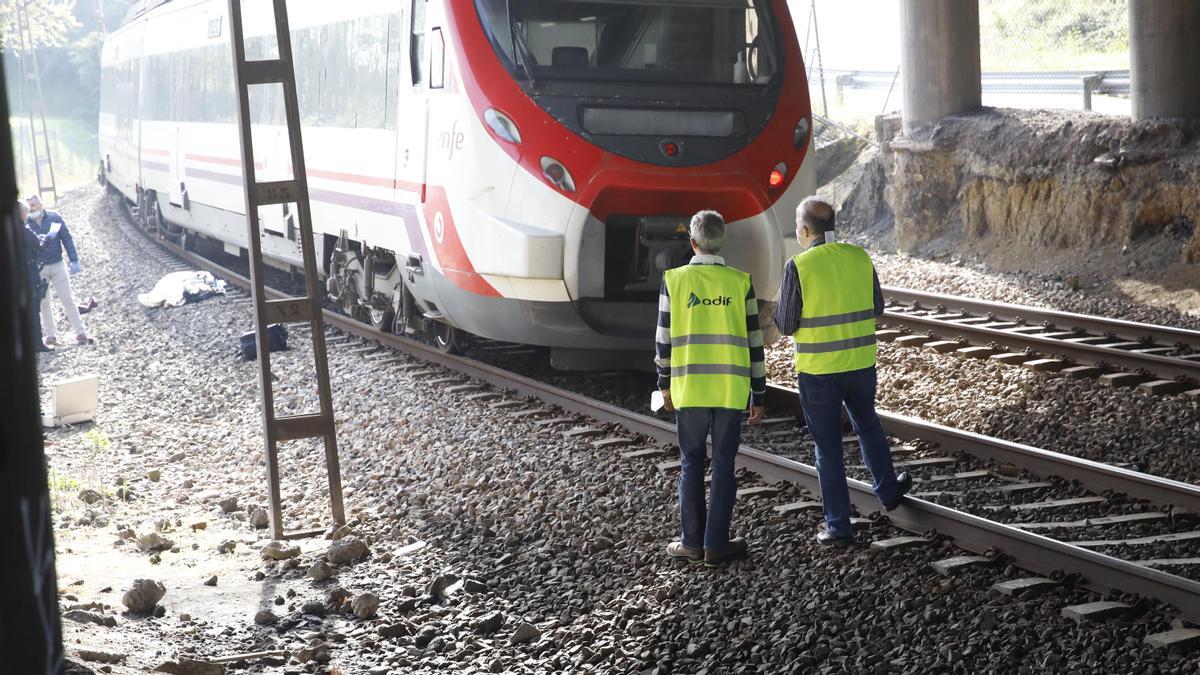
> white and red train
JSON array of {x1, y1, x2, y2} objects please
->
[{"x1": 100, "y1": 0, "x2": 813, "y2": 362}]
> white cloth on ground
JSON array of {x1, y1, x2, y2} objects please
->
[{"x1": 137, "y1": 271, "x2": 228, "y2": 308}]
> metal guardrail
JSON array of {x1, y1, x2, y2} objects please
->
[
  {"x1": 812, "y1": 112, "x2": 880, "y2": 150},
  {"x1": 827, "y1": 68, "x2": 1130, "y2": 111}
]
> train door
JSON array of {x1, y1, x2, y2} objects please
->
[
  {"x1": 397, "y1": 0, "x2": 429, "y2": 202},
  {"x1": 396, "y1": 0, "x2": 445, "y2": 318},
  {"x1": 115, "y1": 21, "x2": 144, "y2": 194},
  {"x1": 167, "y1": 30, "x2": 185, "y2": 208},
  {"x1": 130, "y1": 21, "x2": 147, "y2": 192}
]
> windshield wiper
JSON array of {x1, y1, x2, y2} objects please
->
[{"x1": 505, "y1": 0, "x2": 537, "y2": 87}]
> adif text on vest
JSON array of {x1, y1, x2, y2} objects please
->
[{"x1": 687, "y1": 292, "x2": 733, "y2": 308}]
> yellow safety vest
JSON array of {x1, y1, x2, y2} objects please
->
[
  {"x1": 791, "y1": 243, "x2": 877, "y2": 374},
  {"x1": 665, "y1": 264, "x2": 752, "y2": 409}
]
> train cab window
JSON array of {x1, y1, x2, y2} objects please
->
[
  {"x1": 411, "y1": 0, "x2": 427, "y2": 86},
  {"x1": 475, "y1": 0, "x2": 779, "y2": 86},
  {"x1": 429, "y1": 27, "x2": 445, "y2": 89}
]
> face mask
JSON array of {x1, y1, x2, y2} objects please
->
[{"x1": 30, "y1": 210, "x2": 43, "y2": 220}]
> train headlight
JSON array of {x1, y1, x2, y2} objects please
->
[
  {"x1": 540, "y1": 157, "x2": 576, "y2": 192},
  {"x1": 484, "y1": 108, "x2": 522, "y2": 144},
  {"x1": 794, "y1": 117, "x2": 810, "y2": 149},
  {"x1": 769, "y1": 162, "x2": 787, "y2": 189}
]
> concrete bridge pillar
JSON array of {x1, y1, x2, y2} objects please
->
[
  {"x1": 899, "y1": 0, "x2": 982, "y2": 135},
  {"x1": 1130, "y1": 0, "x2": 1200, "y2": 120}
]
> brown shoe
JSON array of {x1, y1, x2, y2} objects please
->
[
  {"x1": 704, "y1": 537, "x2": 748, "y2": 568},
  {"x1": 75, "y1": 334, "x2": 93, "y2": 345},
  {"x1": 666, "y1": 541, "x2": 702, "y2": 563},
  {"x1": 44, "y1": 336, "x2": 56, "y2": 347}
]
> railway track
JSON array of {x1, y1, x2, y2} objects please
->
[
  {"x1": 113, "y1": 203, "x2": 1200, "y2": 628},
  {"x1": 881, "y1": 287, "x2": 1200, "y2": 396}
]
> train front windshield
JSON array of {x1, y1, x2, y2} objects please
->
[{"x1": 476, "y1": 0, "x2": 779, "y2": 86}]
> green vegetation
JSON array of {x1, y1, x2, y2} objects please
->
[
  {"x1": 4, "y1": 0, "x2": 136, "y2": 197},
  {"x1": 46, "y1": 467, "x2": 80, "y2": 513},
  {"x1": 981, "y1": 0, "x2": 1129, "y2": 71},
  {"x1": 0, "y1": 0, "x2": 78, "y2": 50},
  {"x1": 83, "y1": 428, "x2": 111, "y2": 456},
  {"x1": 10, "y1": 115, "x2": 97, "y2": 194}
]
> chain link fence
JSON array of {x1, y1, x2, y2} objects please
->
[{"x1": 795, "y1": 0, "x2": 1132, "y2": 143}]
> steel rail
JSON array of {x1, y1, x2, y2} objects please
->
[
  {"x1": 128, "y1": 216, "x2": 1200, "y2": 624},
  {"x1": 881, "y1": 311, "x2": 1200, "y2": 383},
  {"x1": 764, "y1": 385, "x2": 1200, "y2": 513},
  {"x1": 884, "y1": 286, "x2": 1200, "y2": 348}
]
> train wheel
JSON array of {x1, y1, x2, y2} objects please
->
[
  {"x1": 433, "y1": 323, "x2": 468, "y2": 354},
  {"x1": 369, "y1": 305, "x2": 394, "y2": 334},
  {"x1": 327, "y1": 247, "x2": 372, "y2": 322},
  {"x1": 155, "y1": 203, "x2": 181, "y2": 243}
]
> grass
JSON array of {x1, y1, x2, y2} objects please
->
[
  {"x1": 47, "y1": 468, "x2": 82, "y2": 514},
  {"x1": 9, "y1": 115, "x2": 99, "y2": 200},
  {"x1": 46, "y1": 428, "x2": 114, "y2": 513}
]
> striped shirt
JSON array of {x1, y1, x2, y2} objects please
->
[
  {"x1": 773, "y1": 236, "x2": 885, "y2": 336},
  {"x1": 654, "y1": 255, "x2": 766, "y2": 406}
]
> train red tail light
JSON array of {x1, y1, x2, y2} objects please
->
[
  {"x1": 484, "y1": 108, "x2": 522, "y2": 144},
  {"x1": 768, "y1": 162, "x2": 787, "y2": 189},
  {"x1": 540, "y1": 156, "x2": 576, "y2": 192}
]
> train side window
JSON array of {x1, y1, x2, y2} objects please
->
[
  {"x1": 410, "y1": 0, "x2": 426, "y2": 86},
  {"x1": 292, "y1": 23, "x2": 320, "y2": 125},
  {"x1": 354, "y1": 15, "x2": 389, "y2": 128},
  {"x1": 429, "y1": 27, "x2": 445, "y2": 90},
  {"x1": 384, "y1": 12, "x2": 402, "y2": 128}
]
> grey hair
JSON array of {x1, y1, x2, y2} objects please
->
[
  {"x1": 16, "y1": 199, "x2": 28, "y2": 214},
  {"x1": 798, "y1": 196, "x2": 836, "y2": 232},
  {"x1": 689, "y1": 210, "x2": 726, "y2": 254}
]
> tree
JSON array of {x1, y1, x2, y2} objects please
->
[{"x1": 0, "y1": 0, "x2": 80, "y2": 52}]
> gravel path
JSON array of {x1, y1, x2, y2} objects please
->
[{"x1": 44, "y1": 185, "x2": 1200, "y2": 673}]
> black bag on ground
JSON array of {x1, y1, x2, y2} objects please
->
[{"x1": 239, "y1": 323, "x2": 288, "y2": 360}]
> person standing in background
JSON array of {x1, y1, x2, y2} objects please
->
[
  {"x1": 17, "y1": 199, "x2": 52, "y2": 352},
  {"x1": 27, "y1": 194, "x2": 91, "y2": 346}
]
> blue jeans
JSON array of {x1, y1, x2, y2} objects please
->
[
  {"x1": 675, "y1": 408, "x2": 742, "y2": 551},
  {"x1": 797, "y1": 367, "x2": 900, "y2": 539}
]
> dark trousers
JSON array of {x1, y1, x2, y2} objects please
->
[
  {"x1": 675, "y1": 407, "x2": 742, "y2": 550},
  {"x1": 797, "y1": 367, "x2": 900, "y2": 539},
  {"x1": 28, "y1": 269, "x2": 43, "y2": 346}
]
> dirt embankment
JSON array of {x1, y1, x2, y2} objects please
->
[{"x1": 878, "y1": 108, "x2": 1200, "y2": 261}]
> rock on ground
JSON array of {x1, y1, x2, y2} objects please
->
[
  {"x1": 326, "y1": 536, "x2": 369, "y2": 565},
  {"x1": 122, "y1": 579, "x2": 166, "y2": 614}
]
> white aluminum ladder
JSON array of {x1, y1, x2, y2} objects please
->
[
  {"x1": 15, "y1": 0, "x2": 58, "y2": 203},
  {"x1": 227, "y1": 0, "x2": 344, "y2": 539}
]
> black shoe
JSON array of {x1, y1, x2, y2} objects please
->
[
  {"x1": 703, "y1": 537, "x2": 748, "y2": 567},
  {"x1": 815, "y1": 529, "x2": 854, "y2": 547},
  {"x1": 883, "y1": 472, "x2": 913, "y2": 512}
]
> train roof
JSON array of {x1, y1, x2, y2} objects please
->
[{"x1": 120, "y1": 0, "x2": 173, "y2": 26}]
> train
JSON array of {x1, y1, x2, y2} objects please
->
[{"x1": 100, "y1": 0, "x2": 814, "y2": 366}]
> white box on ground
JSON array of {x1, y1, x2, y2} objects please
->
[{"x1": 42, "y1": 374, "x2": 98, "y2": 427}]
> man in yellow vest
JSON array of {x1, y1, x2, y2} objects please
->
[
  {"x1": 655, "y1": 210, "x2": 764, "y2": 567},
  {"x1": 774, "y1": 197, "x2": 911, "y2": 546}
]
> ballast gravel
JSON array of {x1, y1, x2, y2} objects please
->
[{"x1": 38, "y1": 185, "x2": 1200, "y2": 673}]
